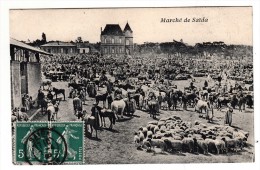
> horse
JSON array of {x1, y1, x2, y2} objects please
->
[
  {"x1": 186, "y1": 92, "x2": 197, "y2": 107},
  {"x1": 111, "y1": 99, "x2": 126, "y2": 119},
  {"x1": 195, "y1": 99, "x2": 212, "y2": 121},
  {"x1": 147, "y1": 100, "x2": 159, "y2": 119},
  {"x1": 68, "y1": 83, "x2": 85, "y2": 91},
  {"x1": 217, "y1": 96, "x2": 231, "y2": 110},
  {"x1": 41, "y1": 79, "x2": 52, "y2": 90},
  {"x1": 81, "y1": 110, "x2": 98, "y2": 138},
  {"x1": 47, "y1": 103, "x2": 56, "y2": 121},
  {"x1": 99, "y1": 109, "x2": 116, "y2": 129},
  {"x1": 73, "y1": 97, "x2": 82, "y2": 115},
  {"x1": 95, "y1": 91, "x2": 108, "y2": 108},
  {"x1": 53, "y1": 87, "x2": 65, "y2": 100}
]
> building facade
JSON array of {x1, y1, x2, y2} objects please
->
[
  {"x1": 41, "y1": 42, "x2": 98, "y2": 55},
  {"x1": 10, "y1": 38, "x2": 52, "y2": 108},
  {"x1": 41, "y1": 42, "x2": 77, "y2": 54},
  {"x1": 100, "y1": 22, "x2": 133, "y2": 55}
]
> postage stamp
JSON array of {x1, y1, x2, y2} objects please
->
[{"x1": 14, "y1": 122, "x2": 84, "y2": 165}]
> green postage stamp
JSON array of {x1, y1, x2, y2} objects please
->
[{"x1": 14, "y1": 122, "x2": 84, "y2": 165}]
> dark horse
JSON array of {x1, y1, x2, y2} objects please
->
[
  {"x1": 95, "y1": 91, "x2": 108, "y2": 108},
  {"x1": 53, "y1": 87, "x2": 65, "y2": 100},
  {"x1": 99, "y1": 109, "x2": 116, "y2": 129},
  {"x1": 68, "y1": 83, "x2": 85, "y2": 91}
]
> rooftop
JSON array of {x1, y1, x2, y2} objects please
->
[
  {"x1": 123, "y1": 22, "x2": 132, "y2": 32},
  {"x1": 101, "y1": 24, "x2": 124, "y2": 36},
  {"x1": 41, "y1": 42, "x2": 76, "y2": 47},
  {"x1": 10, "y1": 38, "x2": 52, "y2": 55}
]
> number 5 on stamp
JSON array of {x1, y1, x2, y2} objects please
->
[{"x1": 14, "y1": 122, "x2": 84, "y2": 165}]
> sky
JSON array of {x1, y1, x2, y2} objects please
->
[{"x1": 9, "y1": 7, "x2": 252, "y2": 45}]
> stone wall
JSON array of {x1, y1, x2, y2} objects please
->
[
  {"x1": 27, "y1": 62, "x2": 41, "y2": 100},
  {"x1": 10, "y1": 61, "x2": 21, "y2": 108}
]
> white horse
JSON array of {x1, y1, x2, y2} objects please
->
[
  {"x1": 111, "y1": 99, "x2": 126, "y2": 119},
  {"x1": 41, "y1": 79, "x2": 52, "y2": 90},
  {"x1": 195, "y1": 99, "x2": 213, "y2": 122},
  {"x1": 47, "y1": 103, "x2": 56, "y2": 121}
]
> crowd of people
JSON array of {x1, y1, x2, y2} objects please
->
[{"x1": 11, "y1": 51, "x2": 253, "y2": 132}]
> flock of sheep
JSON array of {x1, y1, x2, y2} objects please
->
[{"x1": 134, "y1": 115, "x2": 249, "y2": 155}]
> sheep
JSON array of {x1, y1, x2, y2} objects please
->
[
  {"x1": 146, "y1": 138, "x2": 166, "y2": 153},
  {"x1": 194, "y1": 139, "x2": 208, "y2": 154},
  {"x1": 160, "y1": 125, "x2": 167, "y2": 133},
  {"x1": 150, "y1": 124, "x2": 157, "y2": 133},
  {"x1": 214, "y1": 137, "x2": 227, "y2": 154},
  {"x1": 163, "y1": 138, "x2": 183, "y2": 153},
  {"x1": 153, "y1": 132, "x2": 165, "y2": 139},
  {"x1": 138, "y1": 131, "x2": 145, "y2": 144},
  {"x1": 139, "y1": 126, "x2": 148, "y2": 138},
  {"x1": 142, "y1": 138, "x2": 152, "y2": 151},
  {"x1": 182, "y1": 137, "x2": 194, "y2": 153},
  {"x1": 233, "y1": 129, "x2": 249, "y2": 146},
  {"x1": 147, "y1": 131, "x2": 153, "y2": 139},
  {"x1": 159, "y1": 117, "x2": 167, "y2": 122},
  {"x1": 148, "y1": 121, "x2": 158, "y2": 125},
  {"x1": 153, "y1": 126, "x2": 160, "y2": 134},
  {"x1": 158, "y1": 121, "x2": 165, "y2": 128},
  {"x1": 134, "y1": 132, "x2": 141, "y2": 148},
  {"x1": 205, "y1": 138, "x2": 217, "y2": 154},
  {"x1": 222, "y1": 137, "x2": 242, "y2": 152}
]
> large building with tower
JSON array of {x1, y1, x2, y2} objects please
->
[{"x1": 100, "y1": 22, "x2": 133, "y2": 55}]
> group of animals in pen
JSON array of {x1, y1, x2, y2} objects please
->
[{"x1": 134, "y1": 115, "x2": 249, "y2": 155}]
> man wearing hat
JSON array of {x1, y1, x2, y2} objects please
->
[
  {"x1": 91, "y1": 102, "x2": 101, "y2": 128},
  {"x1": 224, "y1": 103, "x2": 233, "y2": 126}
]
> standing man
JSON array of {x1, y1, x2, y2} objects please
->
[
  {"x1": 37, "y1": 89, "x2": 45, "y2": 108},
  {"x1": 182, "y1": 92, "x2": 188, "y2": 111},
  {"x1": 224, "y1": 104, "x2": 233, "y2": 126},
  {"x1": 91, "y1": 102, "x2": 101, "y2": 128}
]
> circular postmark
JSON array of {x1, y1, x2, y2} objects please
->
[{"x1": 23, "y1": 127, "x2": 68, "y2": 165}]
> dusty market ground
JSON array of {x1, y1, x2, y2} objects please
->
[{"x1": 33, "y1": 77, "x2": 255, "y2": 164}]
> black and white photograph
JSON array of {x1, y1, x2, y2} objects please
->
[{"x1": 0, "y1": 1, "x2": 259, "y2": 169}]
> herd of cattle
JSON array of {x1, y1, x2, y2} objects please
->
[{"x1": 134, "y1": 115, "x2": 249, "y2": 154}]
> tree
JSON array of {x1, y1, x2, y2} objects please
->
[
  {"x1": 42, "y1": 32, "x2": 46, "y2": 43},
  {"x1": 76, "y1": 37, "x2": 83, "y2": 43}
]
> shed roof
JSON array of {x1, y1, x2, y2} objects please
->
[{"x1": 10, "y1": 38, "x2": 52, "y2": 55}]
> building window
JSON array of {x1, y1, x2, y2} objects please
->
[
  {"x1": 104, "y1": 48, "x2": 107, "y2": 54},
  {"x1": 126, "y1": 39, "x2": 129, "y2": 45},
  {"x1": 119, "y1": 38, "x2": 122, "y2": 44},
  {"x1": 112, "y1": 38, "x2": 115, "y2": 44},
  {"x1": 70, "y1": 48, "x2": 73, "y2": 53},
  {"x1": 48, "y1": 49, "x2": 51, "y2": 53},
  {"x1": 111, "y1": 48, "x2": 115, "y2": 54},
  {"x1": 60, "y1": 48, "x2": 63, "y2": 53},
  {"x1": 105, "y1": 38, "x2": 107, "y2": 44},
  {"x1": 119, "y1": 47, "x2": 122, "y2": 53}
]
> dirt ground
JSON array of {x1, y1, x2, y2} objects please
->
[
  {"x1": 83, "y1": 78, "x2": 254, "y2": 164},
  {"x1": 32, "y1": 76, "x2": 254, "y2": 164}
]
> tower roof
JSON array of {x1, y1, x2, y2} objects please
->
[
  {"x1": 123, "y1": 22, "x2": 132, "y2": 32},
  {"x1": 101, "y1": 24, "x2": 124, "y2": 36}
]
